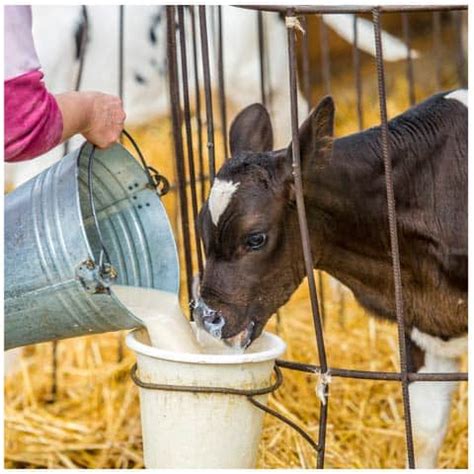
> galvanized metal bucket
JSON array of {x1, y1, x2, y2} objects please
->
[{"x1": 5, "y1": 141, "x2": 179, "y2": 349}]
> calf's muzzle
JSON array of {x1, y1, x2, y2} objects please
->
[
  {"x1": 193, "y1": 297, "x2": 255, "y2": 350},
  {"x1": 193, "y1": 299, "x2": 226, "y2": 338}
]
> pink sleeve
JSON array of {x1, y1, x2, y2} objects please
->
[{"x1": 4, "y1": 70, "x2": 63, "y2": 162}]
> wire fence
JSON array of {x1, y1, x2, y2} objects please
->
[
  {"x1": 48, "y1": 4, "x2": 468, "y2": 468},
  {"x1": 164, "y1": 4, "x2": 468, "y2": 469}
]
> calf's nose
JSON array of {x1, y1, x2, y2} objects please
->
[{"x1": 193, "y1": 301, "x2": 226, "y2": 338}]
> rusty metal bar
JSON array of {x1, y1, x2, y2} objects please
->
[
  {"x1": 118, "y1": 6, "x2": 124, "y2": 102},
  {"x1": 318, "y1": 15, "x2": 331, "y2": 326},
  {"x1": 257, "y1": 10, "x2": 267, "y2": 106},
  {"x1": 118, "y1": 5, "x2": 124, "y2": 146},
  {"x1": 199, "y1": 6, "x2": 217, "y2": 184},
  {"x1": 131, "y1": 362, "x2": 319, "y2": 454},
  {"x1": 319, "y1": 16, "x2": 331, "y2": 95},
  {"x1": 287, "y1": 10, "x2": 329, "y2": 468},
  {"x1": 432, "y1": 11, "x2": 442, "y2": 90},
  {"x1": 317, "y1": 273, "x2": 326, "y2": 328},
  {"x1": 64, "y1": 7, "x2": 89, "y2": 157},
  {"x1": 259, "y1": 11, "x2": 283, "y2": 334},
  {"x1": 277, "y1": 359, "x2": 468, "y2": 382},
  {"x1": 353, "y1": 14, "x2": 364, "y2": 130},
  {"x1": 166, "y1": 174, "x2": 210, "y2": 193},
  {"x1": 372, "y1": 7, "x2": 415, "y2": 468},
  {"x1": 239, "y1": 5, "x2": 467, "y2": 14},
  {"x1": 74, "y1": 6, "x2": 88, "y2": 92},
  {"x1": 301, "y1": 16, "x2": 311, "y2": 112},
  {"x1": 303, "y1": 15, "x2": 327, "y2": 328},
  {"x1": 248, "y1": 396, "x2": 320, "y2": 453},
  {"x1": 178, "y1": 6, "x2": 204, "y2": 278},
  {"x1": 116, "y1": 4, "x2": 125, "y2": 362},
  {"x1": 167, "y1": 6, "x2": 194, "y2": 302},
  {"x1": 190, "y1": 7, "x2": 206, "y2": 204},
  {"x1": 217, "y1": 6, "x2": 229, "y2": 159},
  {"x1": 401, "y1": 13, "x2": 416, "y2": 105}
]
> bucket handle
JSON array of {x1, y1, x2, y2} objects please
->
[
  {"x1": 74, "y1": 142, "x2": 117, "y2": 294},
  {"x1": 122, "y1": 130, "x2": 170, "y2": 197},
  {"x1": 130, "y1": 362, "x2": 320, "y2": 454},
  {"x1": 77, "y1": 130, "x2": 170, "y2": 292}
]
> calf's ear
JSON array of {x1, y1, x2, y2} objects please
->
[
  {"x1": 288, "y1": 96, "x2": 335, "y2": 169},
  {"x1": 229, "y1": 103, "x2": 274, "y2": 156}
]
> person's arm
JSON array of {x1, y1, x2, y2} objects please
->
[
  {"x1": 4, "y1": 6, "x2": 126, "y2": 162},
  {"x1": 55, "y1": 91, "x2": 126, "y2": 149},
  {"x1": 4, "y1": 72, "x2": 126, "y2": 162}
]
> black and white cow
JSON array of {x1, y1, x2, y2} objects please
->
[
  {"x1": 5, "y1": 5, "x2": 415, "y2": 188},
  {"x1": 195, "y1": 89, "x2": 468, "y2": 467}
]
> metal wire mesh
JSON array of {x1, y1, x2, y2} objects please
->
[
  {"x1": 47, "y1": 4, "x2": 469, "y2": 467},
  {"x1": 165, "y1": 4, "x2": 468, "y2": 469}
]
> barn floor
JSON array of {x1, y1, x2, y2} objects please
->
[
  {"x1": 4, "y1": 281, "x2": 468, "y2": 468},
  {"x1": 5, "y1": 13, "x2": 467, "y2": 469}
]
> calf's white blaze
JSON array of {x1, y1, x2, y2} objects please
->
[
  {"x1": 208, "y1": 178, "x2": 240, "y2": 226},
  {"x1": 409, "y1": 328, "x2": 465, "y2": 468},
  {"x1": 445, "y1": 89, "x2": 468, "y2": 107}
]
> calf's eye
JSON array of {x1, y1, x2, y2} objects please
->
[{"x1": 246, "y1": 233, "x2": 267, "y2": 250}]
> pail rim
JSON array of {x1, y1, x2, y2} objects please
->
[{"x1": 126, "y1": 326, "x2": 286, "y2": 365}]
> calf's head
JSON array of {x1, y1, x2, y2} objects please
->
[{"x1": 194, "y1": 97, "x2": 335, "y2": 348}]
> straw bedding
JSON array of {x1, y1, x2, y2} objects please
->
[
  {"x1": 4, "y1": 282, "x2": 467, "y2": 468},
  {"x1": 5, "y1": 22, "x2": 467, "y2": 468}
]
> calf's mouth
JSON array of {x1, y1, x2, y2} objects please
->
[
  {"x1": 192, "y1": 297, "x2": 256, "y2": 350},
  {"x1": 222, "y1": 320, "x2": 255, "y2": 350}
]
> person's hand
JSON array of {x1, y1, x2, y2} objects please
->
[
  {"x1": 81, "y1": 92, "x2": 126, "y2": 148},
  {"x1": 55, "y1": 91, "x2": 126, "y2": 148}
]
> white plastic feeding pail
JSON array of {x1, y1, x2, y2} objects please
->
[{"x1": 126, "y1": 326, "x2": 286, "y2": 468}]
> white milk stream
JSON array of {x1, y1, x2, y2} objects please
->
[{"x1": 112, "y1": 285, "x2": 239, "y2": 354}]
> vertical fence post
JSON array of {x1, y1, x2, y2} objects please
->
[
  {"x1": 118, "y1": 5, "x2": 124, "y2": 137},
  {"x1": 317, "y1": 14, "x2": 332, "y2": 326},
  {"x1": 199, "y1": 6, "x2": 217, "y2": 184},
  {"x1": 257, "y1": 11, "x2": 267, "y2": 106},
  {"x1": 286, "y1": 10, "x2": 329, "y2": 468},
  {"x1": 177, "y1": 6, "x2": 204, "y2": 279},
  {"x1": 167, "y1": 6, "x2": 194, "y2": 303},
  {"x1": 301, "y1": 16, "x2": 312, "y2": 112},
  {"x1": 217, "y1": 6, "x2": 228, "y2": 159},
  {"x1": 63, "y1": 5, "x2": 89, "y2": 157},
  {"x1": 189, "y1": 7, "x2": 206, "y2": 204},
  {"x1": 372, "y1": 8, "x2": 415, "y2": 468},
  {"x1": 117, "y1": 4, "x2": 125, "y2": 362}
]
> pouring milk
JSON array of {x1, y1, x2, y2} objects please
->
[{"x1": 112, "y1": 285, "x2": 239, "y2": 354}]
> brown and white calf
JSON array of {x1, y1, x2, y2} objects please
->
[{"x1": 194, "y1": 90, "x2": 468, "y2": 467}]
